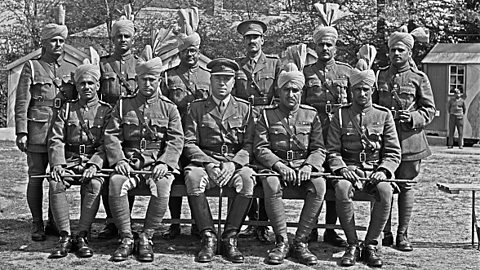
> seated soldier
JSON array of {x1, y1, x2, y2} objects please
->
[
  {"x1": 253, "y1": 63, "x2": 326, "y2": 266},
  {"x1": 47, "y1": 63, "x2": 111, "y2": 258},
  {"x1": 103, "y1": 46, "x2": 184, "y2": 262},
  {"x1": 183, "y1": 58, "x2": 255, "y2": 263},
  {"x1": 326, "y1": 69, "x2": 401, "y2": 267}
]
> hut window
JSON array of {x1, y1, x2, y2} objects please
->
[{"x1": 449, "y1": 65, "x2": 465, "y2": 95}]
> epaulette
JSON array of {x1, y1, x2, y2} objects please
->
[
  {"x1": 263, "y1": 104, "x2": 278, "y2": 110},
  {"x1": 377, "y1": 66, "x2": 389, "y2": 71},
  {"x1": 372, "y1": 103, "x2": 390, "y2": 112},
  {"x1": 159, "y1": 94, "x2": 174, "y2": 104},
  {"x1": 120, "y1": 94, "x2": 136, "y2": 100},
  {"x1": 199, "y1": 65, "x2": 209, "y2": 71},
  {"x1": 335, "y1": 61, "x2": 353, "y2": 68},
  {"x1": 339, "y1": 103, "x2": 352, "y2": 108},
  {"x1": 265, "y1": 54, "x2": 279, "y2": 59},
  {"x1": 410, "y1": 66, "x2": 426, "y2": 76},
  {"x1": 233, "y1": 96, "x2": 250, "y2": 105},
  {"x1": 299, "y1": 104, "x2": 316, "y2": 111},
  {"x1": 98, "y1": 100, "x2": 112, "y2": 108}
]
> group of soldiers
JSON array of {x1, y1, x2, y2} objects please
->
[{"x1": 14, "y1": 14, "x2": 436, "y2": 268}]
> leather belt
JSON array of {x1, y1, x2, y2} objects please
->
[
  {"x1": 248, "y1": 96, "x2": 269, "y2": 106},
  {"x1": 66, "y1": 144, "x2": 96, "y2": 155},
  {"x1": 341, "y1": 149, "x2": 379, "y2": 163},
  {"x1": 30, "y1": 97, "x2": 63, "y2": 109},
  {"x1": 274, "y1": 149, "x2": 308, "y2": 161},
  {"x1": 204, "y1": 144, "x2": 240, "y2": 155},
  {"x1": 123, "y1": 139, "x2": 162, "y2": 151}
]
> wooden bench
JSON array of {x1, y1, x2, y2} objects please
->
[
  {"x1": 119, "y1": 184, "x2": 375, "y2": 232},
  {"x1": 437, "y1": 182, "x2": 480, "y2": 249}
]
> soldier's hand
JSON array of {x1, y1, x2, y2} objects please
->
[
  {"x1": 297, "y1": 165, "x2": 312, "y2": 186},
  {"x1": 16, "y1": 134, "x2": 28, "y2": 152},
  {"x1": 205, "y1": 163, "x2": 221, "y2": 183},
  {"x1": 370, "y1": 170, "x2": 387, "y2": 186},
  {"x1": 273, "y1": 161, "x2": 297, "y2": 185},
  {"x1": 115, "y1": 160, "x2": 133, "y2": 176},
  {"x1": 217, "y1": 162, "x2": 235, "y2": 187},
  {"x1": 51, "y1": 165, "x2": 65, "y2": 182},
  {"x1": 340, "y1": 167, "x2": 359, "y2": 182},
  {"x1": 152, "y1": 163, "x2": 168, "y2": 179},
  {"x1": 82, "y1": 165, "x2": 98, "y2": 182},
  {"x1": 398, "y1": 110, "x2": 412, "y2": 123}
]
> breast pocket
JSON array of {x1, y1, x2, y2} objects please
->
[
  {"x1": 89, "y1": 115, "x2": 106, "y2": 141},
  {"x1": 341, "y1": 127, "x2": 362, "y2": 152},
  {"x1": 366, "y1": 124, "x2": 384, "y2": 150},
  {"x1": 66, "y1": 119, "x2": 81, "y2": 143},
  {"x1": 398, "y1": 84, "x2": 416, "y2": 105},
  {"x1": 27, "y1": 107, "x2": 52, "y2": 145},
  {"x1": 258, "y1": 72, "x2": 275, "y2": 94},
  {"x1": 235, "y1": 71, "x2": 248, "y2": 98},
  {"x1": 199, "y1": 117, "x2": 219, "y2": 144},
  {"x1": 295, "y1": 123, "x2": 311, "y2": 149},
  {"x1": 121, "y1": 115, "x2": 140, "y2": 139},
  {"x1": 150, "y1": 118, "x2": 169, "y2": 141},
  {"x1": 268, "y1": 125, "x2": 288, "y2": 149},
  {"x1": 332, "y1": 78, "x2": 348, "y2": 103},
  {"x1": 100, "y1": 72, "x2": 117, "y2": 95},
  {"x1": 227, "y1": 116, "x2": 245, "y2": 144}
]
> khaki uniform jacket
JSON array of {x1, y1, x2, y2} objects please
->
[
  {"x1": 15, "y1": 54, "x2": 77, "y2": 153},
  {"x1": 327, "y1": 103, "x2": 401, "y2": 177},
  {"x1": 47, "y1": 97, "x2": 111, "y2": 169},
  {"x1": 183, "y1": 96, "x2": 254, "y2": 166},
  {"x1": 99, "y1": 52, "x2": 138, "y2": 105},
  {"x1": 234, "y1": 52, "x2": 281, "y2": 108},
  {"x1": 161, "y1": 64, "x2": 210, "y2": 118},
  {"x1": 103, "y1": 93, "x2": 184, "y2": 171},
  {"x1": 373, "y1": 64, "x2": 436, "y2": 161},
  {"x1": 254, "y1": 104, "x2": 326, "y2": 171}
]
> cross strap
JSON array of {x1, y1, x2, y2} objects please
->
[
  {"x1": 74, "y1": 108, "x2": 97, "y2": 144},
  {"x1": 273, "y1": 109, "x2": 308, "y2": 151},
  {"x1": 107, "y1": 62, "x2": 134, "y2": 94}
]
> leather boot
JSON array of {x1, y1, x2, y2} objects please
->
[
  {"x1": 197, "y1": 230, "x2": 217, "y2": 263},
  {"x1": 48, "y1": 232, "x2": 72, "y2": 259},
  {"x1": 396, "y1": 233, "x2": 413, "y2": 251},
  {"x1": 221, "y1": 231, "x2": 244, "y2": 263},
  {"x1": 323, "y1": 229, "x2": 348, "y2": 247},
  {"x1": 31, "y1": 220, "x2": 46, "y2": 242},
  {"x1": 361, "y1": 243, "x2": 382, "y2": 267},
  {"x1": 75, "y1": 231, "x2": 93, "y2": 258},
  {"x1": 340, "y1": 244, "x2": 360, "y2": 266},
  {"x1": 112, "y1": 238, "x2": 134, "y2": 262},
  {"x1": 308, "y1": 228, "x2": 318, "y2": 243},
  {"x1": 383, "y1": 231, "x2": 394, "y2": 246},
  {"x1": 136, "y1": 232, "x2": 154, "y2": 262},
  {"x1": 291, "y1": 237, "x2": 318, "y2": 265},
  {"x1": 187, "y1": 194, "x2": 215, "y2": 234},
  {"x1": 266, "y1": 235, "x2": 289, "y2": 265}
]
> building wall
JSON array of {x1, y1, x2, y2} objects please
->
[
  {"x1": 425, "y1": 64, "x2": 448, "y2": 135},
  {"x1": 465, "y1": 64, "x2": 480, "y2": 139}
]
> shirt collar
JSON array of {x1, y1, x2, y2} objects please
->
[
  {"x1": 79, "y1": 95, "x2": 99, "y2": 108},
  {"x1": 113, "y1": 50, "x2": 133, "y2": 61},
  {"x1": 41, "y1": 52, "x2": 65, "y2": 66},
  {"x1": 212, "y1": 94, "x2": 231, "y2": 107}
]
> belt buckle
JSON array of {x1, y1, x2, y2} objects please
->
[
  {"x1": 36, "y1": 95, "x2": 44, "y2": 102},
  {"x1": 286, "y1": 150, "x2": 294, "y2": 161},
  {"x1": 140, "y1": 138, "x2": 147, "y2": 152},
  {"x1": 359, "y1": 151, "x2": 366, "y2": 163},
  {"x1": 221, "y1": 144, "x2": 229, "y2": 155},
  {"x1": 325, "y1": 103, "x2": 332, "y2": 114},
  {"x1": 54, "y1": 97, "x2": 62, "y2": 109},
  {"x1": 79, "y1": 144, "x2": 86, "y2": 155}
]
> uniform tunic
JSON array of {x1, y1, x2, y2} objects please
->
[
  {"x1": 99, "y1": 52, "x2": 138, "y2": 105},
  {"x1": 15, "y1": 54, "x2": 77, "y2": 153},
  {"x1": 373, "y1": 65, "x2": 436, "y2": 161}
]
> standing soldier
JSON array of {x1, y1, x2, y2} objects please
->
[
  {"x1": 103, "y1": 48, "x2": 184, "y2": 262},
  {"x1": 183, "y1": 58, "x2": 255, "y2": 263},
  {"x1": 302, "y1": 24, "x2": 354, "y2": 246},
  {"x1": 254, "y1": 63, "x2": 326, "y2": 266},
  {"x1": 161, "y1": 31, "x2": 210, "y2": 240},
  {"x1": 447, "y1": 88, "x2": 465, "y2": 149},
  {"x1": 374, "y1": 32, "x2": 436, "y2": 251},
  {"x1": 234, "y1": 20, "x2": 281, "y2": 242},
  {"x1": 47, "y1": 63, "x2": 111, "y2": 258},
  {"x1": 97, "y1": 18, "x2": 138, "y2": 239},
  {"x1": 327, "y1": 69, "x2": 401, "y2": 267},
  {"x1": 15, "y1": 21, "x2": 77, "y2": 241}
]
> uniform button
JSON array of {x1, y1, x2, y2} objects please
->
[
  {"x1": 143, "y1": 128, "x2": 146, "y2": 131},
  {"x1": 290, "y1": 138, "x2": 294, "y2": 142},
  {"x1": 145, "y1": 104, "x2": 149, "y2": 108},
  {"x1": 144, "y1": 117, "x2": 148, "y2": 120},
  {"x1": 84, "y1": 120, "x2": 88, "y2": 123}
]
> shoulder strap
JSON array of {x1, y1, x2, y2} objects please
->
[
  {"x1": 107, "y1": 62, "x2": 134, "y2": 94},
  {"x1": 75, "y1": 108, "x2": 96, "y2": 144},
  {"x1": 346, "y1": 109, "x2": 375, "y2": 150},
  {"x1": 273, "y1": 109, "x2": 307, "y2": 150},
  {"x1": 132, "y1": 105, "x2": 158, "y2": 141},
  {"x1": 28, "y1": 60, "x2": 34, "y2": 81},
  {"x1": 177, "y1": 72, "x2": 194, "y2": 93}
]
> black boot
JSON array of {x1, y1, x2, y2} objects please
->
[
  {"x1": 340, "y1": 244, "x2": 360, "y2": 266},
  {"x1": 136, "y1": 232, "x2": 154, "y2": 262},
  {"x1": 266, "y1": 235, "x2": 289, "y2": 265},
  {"x1": 291, "y1": 237, "x2": 318, "y2": 265},
  {"x1": 197, "y1": 230, "x2": 217, "y2": 263},
  {"x1": 396, "y1": 232, "x2": 413, "y2": 251},
  {"x1": 221, "y1": 231, "x2": 244, "y2": 263},
  {"x1": 112, "y1": 238, "x2": 134, "y2": 262},
  {"x1": 75, "y1": 231, "x2": 93, "y2": 258},
  {"x1": 361, "y1": 243, "x2": 382, "y2": 267},
  {"x1": 383, "y1": 231, "x2": 394, "y2": 246},
  {"x1": 48, "y1": 232, "x2": 72, "y2": 259},
  {"x1": 308, "y1": 228, "x2": 318, "y2": 243},
  {"x1": 31, "y1": 220, "x2": 46, "y2": 242},
  {"x1": 323, "y1": 229, "x2": 347, "y2": 247}
]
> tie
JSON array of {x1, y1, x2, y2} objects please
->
[
  {"x1": 249, "y1": 59, "x2": 255, "y2": 71},
  {"x1": 219, "y1": 100, "x2": 226, "y2": 115}
]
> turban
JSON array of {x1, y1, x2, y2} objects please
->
[
  {"x1": 350, "y1": 69, "x2": 376, "y2": 88},
  {"x1": 277, "y1": 63, "x2": 305, "y2": 89},
  {"x1": 40, "y1": 23, "x2": 68, "y2": 40},
  {"x1": 178, "y1": 32, "x2": 201, "y2": 51},
  {"x1": 111, "y1": 19, "x2": 135, "y2": 37},
  {"x1": 136, "y1": 58, "x2": 163, "y2": 77},
  {"x1": 313, "y1": 26, "x2": 338, "y2": 44},
  {"x1": 388, "y1": 32, "x2": 414, "y2": 50},
  {"x1": 74, "y1": 64, "x2": 100, "y2": 82}
]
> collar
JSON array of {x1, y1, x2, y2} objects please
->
[
  {"x1": 248, "y1": 52, "x2": 262, "y2": 64},
  {"x1": 391, "y1": 62, "x2": 410, "y2": 73},
  {"x1": 315, "y1": 58, "x2": 336, "y2": 70},
  {"x1": 351, "y1": 102, "x2": 373, "y2": 114},
  {"x1": 212, "y1": 94, "x2": 231, "y2": 106},
  {"x1": 41, "y1": 52, "x2": 65, "y2": 66},
  {"x1": 112, "y1": 50, "x2": 133, "y2": 61},
  {"x1": 278, "y1": 103, "x2": 300, "y2": 116},
  {"x1": 177, "y1": 62, "x2": 199, "y2": 73},
  {"x1": 79, "y1": 95, "x2": 99, "y2": 108},
  {"x1": 137, "y1": 91, "x2": 159, "y2": 104}
]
